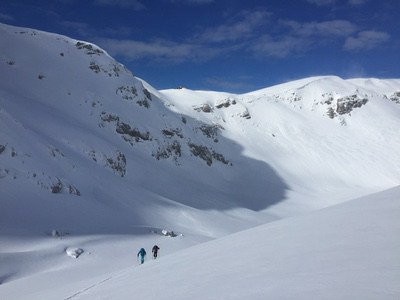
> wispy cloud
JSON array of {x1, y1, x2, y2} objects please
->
[
  {"x1": 93, "y1": 0, "x2": 145, "y2": 10},
  {"x1": 250, "y1": 35, "x2": 309, "y2": 58},
  {"x1": 283, "y1": 20, "x2": 357, "y2": 37},
  {"x1": 344, "y1": 30, "x2": 390, "y2": 51},
  {"x1": 97, "y1": 38, "x2": 221, "y2": 64},
  {"x1": 96, "y1": 15, "x2": 379, "y2": 63},
  {"x1": 306, "y1": 0, "x2": 338, "y2": 6},
  {"x1": 196, "y1": 10, "x2": 271, "y2": 43},
  {"x1": 195, "y1": 14, "x2": 358, "y2": 59},
  {"x1": 249, "y1": 19, "x2": 357, "y2": 58},
  {"x1": 0, "y1": 13, "x2": 14, "y2": 21},
  {"x1": 169, "y1": 0, "x2": 214, "y2": 4},
  {"x1": 61, "y1": 5, "x2": 388, "y2": 65},
  {"x1": 306, "y1": 0, "x2": 368, "y2": 6},
  {"x1": 97, "y1": 9, "x2": 270, "y2": 63},
  {"x1": 348, "y1": 0, "x2": 369, "y2": 5}
]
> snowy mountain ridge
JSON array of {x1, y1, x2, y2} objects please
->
[
  {"x1": 160, "y1": 74, "x2": 400, "y2": 209},
  {"x1": 0, "y1": 23, "x2": 399, "y2": 299}
]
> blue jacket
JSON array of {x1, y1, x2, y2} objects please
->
[{"x1": 137, "y1": 248, "x2": 146, "y2": 257}]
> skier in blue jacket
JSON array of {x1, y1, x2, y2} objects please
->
[{"x1": 137, "y1": 248, "x2": 146, "y2": 264}]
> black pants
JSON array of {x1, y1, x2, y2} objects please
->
[{"x1": 153, "y1": 252, "x2": 158, "y2": 258}]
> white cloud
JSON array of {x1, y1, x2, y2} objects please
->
[
  {"x1": 284, "y1": 20, "x2": 357, "y2": 37},
  {"x1": 97, "y1": 17, "x2": 361, "y2": 63},
  {"x1": 94, "y1": 0, "x2": 145, "y2": 10},
  {"x1": 83, "y1": 7, "x2": 385, "y2": 64},
  {"x1": 306, "y1": 0, "x2": 338, "y2": 6},
  {"x1": 170, "y1": 0, "x2": 214, "y2": 4},
  {"x1": 306, "y1": 0, "x2": 368, "y2": 6},
  {"x1": 348, "y1": 0, "x2": 369, "y2": 5},
  {"x1": 344, "y1": 30, "x2": 390, "y2": 51},
  {"x1": 0, "y1": 13, "x2": 13, "y2": 21},
  {"x1": 97, "y1": 38, "x2": 221, "y2": 63},
  {"x1": 90, "y1": 10, "x2": 269, "y2": 64},
  {"x1": 250, "y1": 19, "x2": 357, "y2": 59},
  {"x1": 197, "y1": 10, "x2": 271, "y2": 43},
  {"x1": 250, "y1": 35, "x2": 310, "y2": 58}
]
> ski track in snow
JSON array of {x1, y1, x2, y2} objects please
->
[
  {"x1": 64, "y1": 277, "x2": 113, "y2": 300},
  {"x1": 64, "y1": 266, "x2": 134, "y2": 300}
]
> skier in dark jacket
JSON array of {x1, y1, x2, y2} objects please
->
[
  {"x1": 152, "y1": 245, "x2": 160, "y2": 259},
  {"x1": 137, "y1": 247, "x2": 146, "y2": 264}
]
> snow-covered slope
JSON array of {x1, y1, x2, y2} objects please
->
[
  {"x1": 2, "y1": 186, "x2": 398, "y2": 299},
  {"x1": 0, "y1": 23, "x2": 399, "y2": 299},
  {"x1": 75, "y1": 186, "x2": 400, "y2": 300},
  {"x1": 160, "y1": 75, "x2": 400, "y2": 213},
  {"x1": 0, "y1": 22, "x2": 281, "y2": 238}
]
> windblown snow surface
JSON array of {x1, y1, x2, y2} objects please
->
[{"x1": 0, "y1": 23, "x2": 399, "y2": 299}]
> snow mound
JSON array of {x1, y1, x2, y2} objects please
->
[
  {"x1": 161, "y1": 229, "x2": 182, "y2": 237},
  {"x1": 66, "y1": 247, "x2": 84, "y2": 258}
]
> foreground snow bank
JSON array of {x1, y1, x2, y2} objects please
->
[{"x1": 79, "y1": 186, "x2": 400, "y2": 300}]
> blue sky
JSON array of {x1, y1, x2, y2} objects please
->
[{"x1": 1, "y1": 0, "x2": 399, "y2": 93}]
